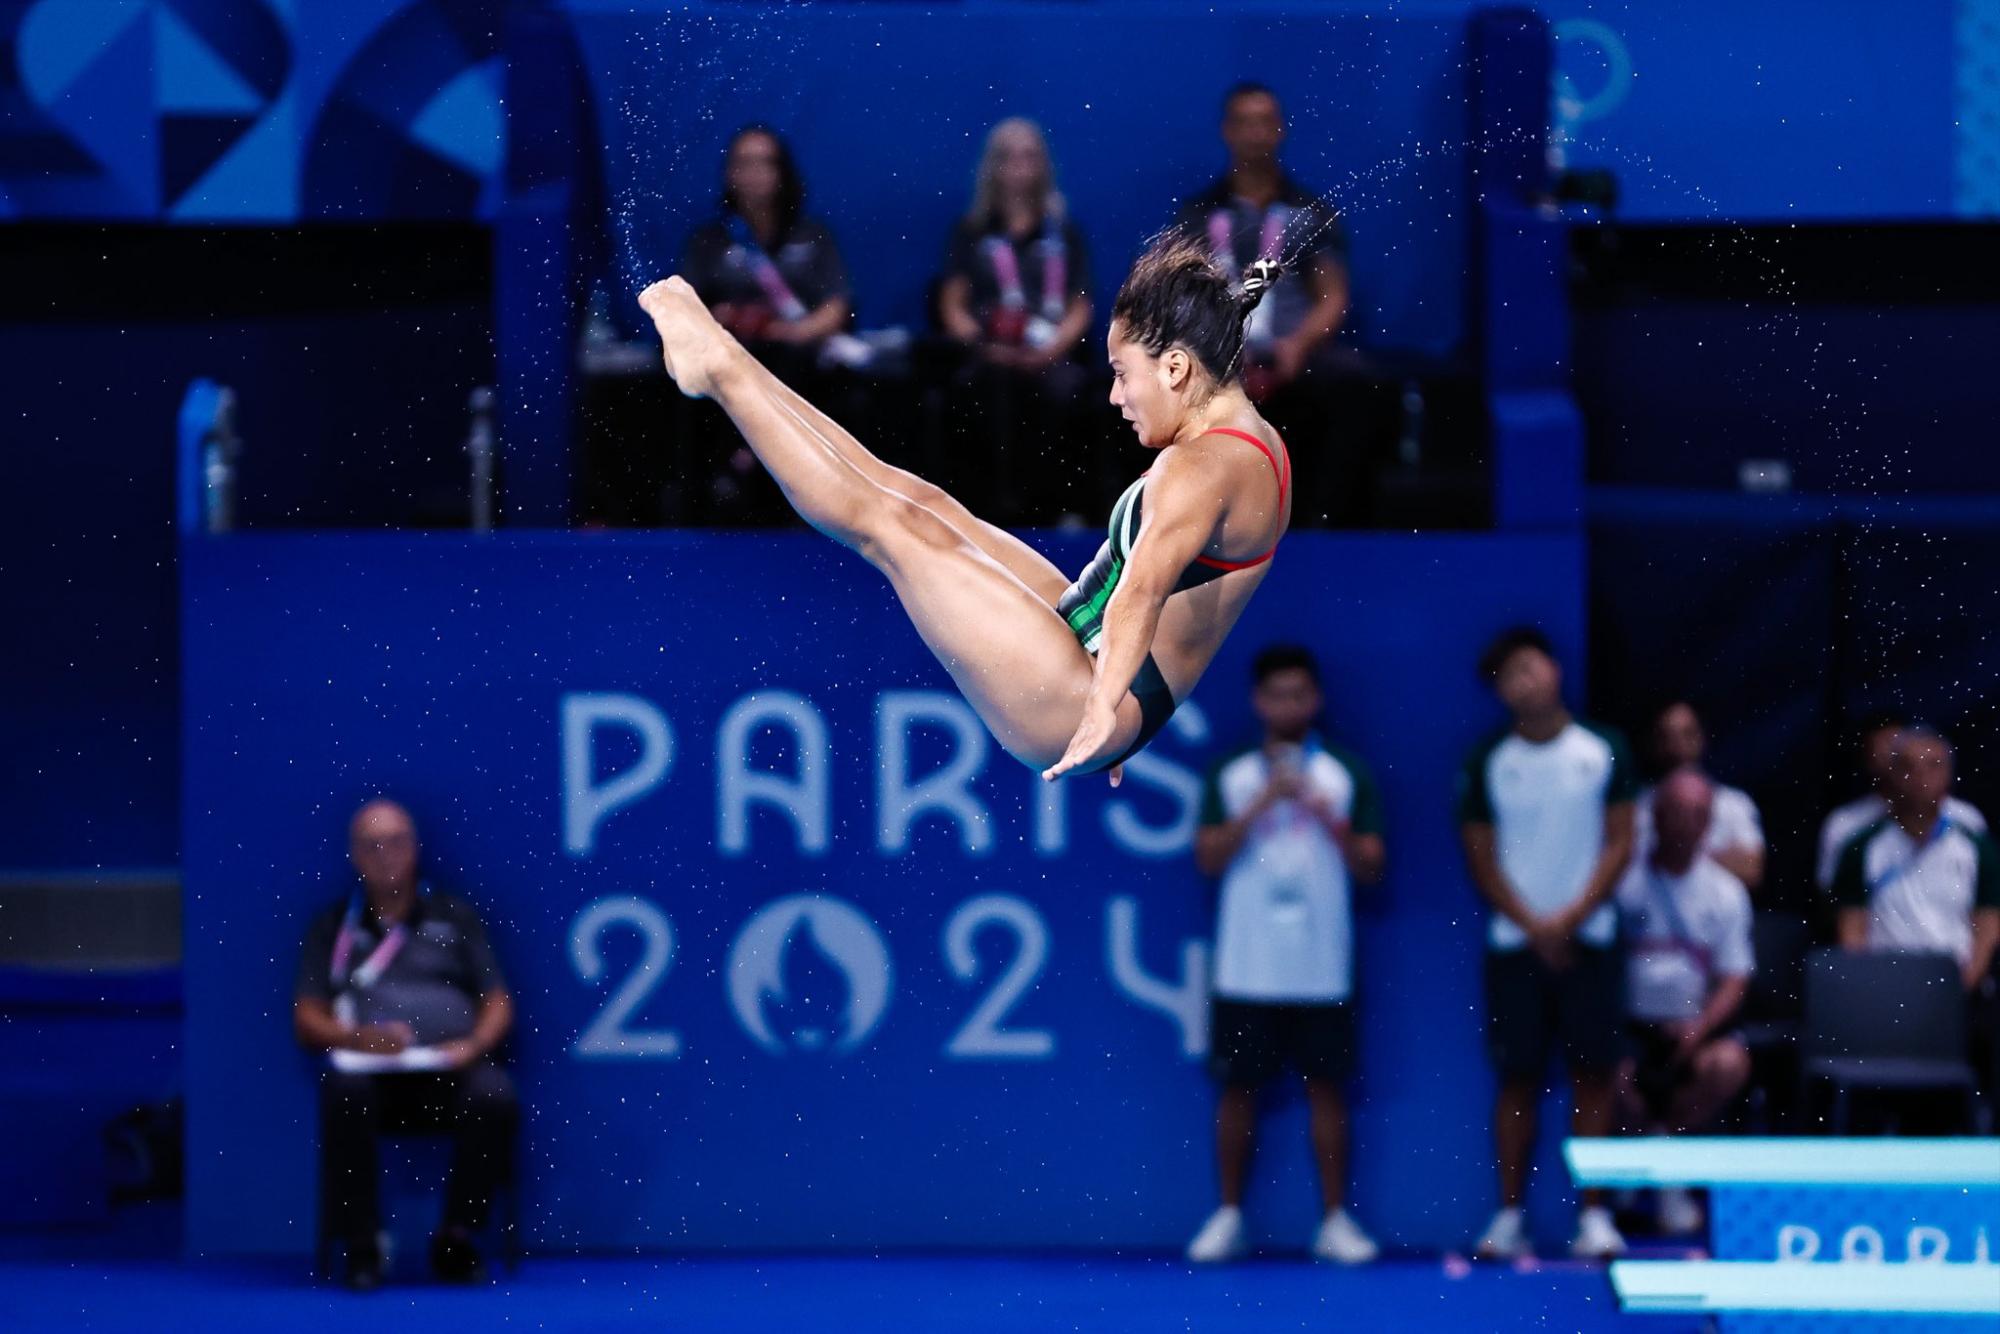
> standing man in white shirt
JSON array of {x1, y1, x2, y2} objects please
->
[
  {"x1": 1635, "y1": 701, "x2": 1765, "y2": 893},
  {"x1": 1817, "y1": 713, "x2": 1986, "y2": 892},
  {"x1": 1617, "y1": 767, "x2": 1754, "y2": 1235},
  {"x1": 1185, "y1": 646, "x2": 1386, "y2": 1266},
  {"x1": 1457, "y1": 627, "x2": 1637, "y2": 1262}
]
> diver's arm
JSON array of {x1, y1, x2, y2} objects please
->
[{"x1": 1042, "y1": 448, "x2": 1224, "y2": 780}]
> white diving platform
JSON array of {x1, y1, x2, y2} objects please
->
[
  {"x1": 1564, "y1": 1137, "x2": 2000, "y2": 1188},
  {"x1": 1609, "y1": 1260, "x2": 2000, "y2": 1316}
]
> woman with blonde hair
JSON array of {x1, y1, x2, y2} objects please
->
[
  {"x1": 940, "y1": 118, "x2": 1089, "y2": 361},
  {"x1": 936, "y1": 119, "x2": 1098, "y2": 521}
]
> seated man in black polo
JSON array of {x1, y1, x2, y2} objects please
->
[{"x1": 294, "y1": 798, "x2": 517, "y2": 1290}]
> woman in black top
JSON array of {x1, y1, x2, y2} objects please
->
[
  {"x1": 682, "y1": 125, "x2": 851, "y2": 350},
  {"x1": 675, "y1": 126, "x2": 853, "y2": 522}
]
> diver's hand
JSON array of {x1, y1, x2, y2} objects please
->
[{"x1": 1042, "y1": 696, "x2": 1124, "y2": 784}]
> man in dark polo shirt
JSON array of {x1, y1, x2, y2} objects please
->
[
  {"x1": 1173, "y1": 83, "x2": 1377, "y2": 524},
  {"x1": 1172, "y1": 84, "x2": 1350, "y2": 399},
  {"x1": 294, "y1": 798, "x2": 517, "y2": 1290}
]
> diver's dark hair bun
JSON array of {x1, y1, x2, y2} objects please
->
[
  {"x1": 1237, "y1": 258, "x2": 1284, "y2": 316},
  {"x1": 1112, "y1": 231, "x2": 1274, "y2": 386}
]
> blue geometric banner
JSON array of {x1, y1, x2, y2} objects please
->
[{"x1": 0, "y1": 0, "x2": 498, "y2": 220}]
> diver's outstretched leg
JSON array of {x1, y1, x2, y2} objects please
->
[
  {"x1": 640, "y1": 277, "x2": 1069, "y2": 603},
  {"x1": 755, "y1": 374, "x2": 1071, "y2": 604},
  {"x1": 638, "y1": 277, "x2": 1138, "y2": 767}
]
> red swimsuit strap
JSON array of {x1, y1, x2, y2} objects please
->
[{"x1": 1193, "y1": 427, "x2": 1289, "y2": 570}]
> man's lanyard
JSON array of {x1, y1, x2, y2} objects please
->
[
  {"x1": 1207, "y1": 204, "x2": 1288, "y2": 347},
  {"x1": 724, "y1": 215, "x2": 809, "y2": 322},
  {"x1": 984, "y1": 228, "x2": 1067, "y2": 320},
  {"x1": 1640, "y1": 867, "x2": 1711, "y2": 974},
  {"x1": 1868, "y1": 814, "x2": 1953, "y2": 899},
  {"x1": 330, "y1": 887, "x2": 422, "y2": 991},
  {"x1": 1206, "y1": 205, "x2": 1289, "y2": 279}
]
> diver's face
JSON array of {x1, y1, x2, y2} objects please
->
[{"x1": 1107, "y1": 322, "x2": 1182, "y2": 448}]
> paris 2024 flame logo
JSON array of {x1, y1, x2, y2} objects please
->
[{"x1": 726, "y1": 895, "x2": 892, "y2": 1054}]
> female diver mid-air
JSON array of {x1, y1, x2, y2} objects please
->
[{"x1": 638, "y1": 233, "x2": 1291, "y2": 783}]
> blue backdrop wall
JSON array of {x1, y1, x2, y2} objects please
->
[
  {"x1": 182, "y1": 529, "x2": 1586, "y2": 1254},
  {"x1": 5, "y1": 2, "x2": 1983, "y2": 229},
  {"x1": 1539, "y1": 0, "x2": 1988, "y2": 220}
]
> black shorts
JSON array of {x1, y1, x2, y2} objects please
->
[
  {"x1": 1484, "y1": 944, "x2": 1624, "y2": 1081},
  {"x1": 1208, "y1": 997, "x2": 1356, "y2": 1087}
]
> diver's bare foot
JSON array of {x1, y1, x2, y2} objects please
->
[{"x1": 637, "y1": 276, "x2": 733, "y2": 398}]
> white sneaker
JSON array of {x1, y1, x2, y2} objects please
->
[
  {"x1": 1473, "y1": 1206, "x2": 1530, "y2": 1261},
  {"x1": 1572, "y1": 1205, "x2": 1628, "y2": 1260},
  {"x1": 1656, "y1": 1186, "x2": 1704, "y2": 1237},
  {"x1": 1186, "y1": 1205, "x2": 1247, "y2": 1264},
  {"x1": 1311, "y1": 1208, "x2": 1380, "y2": 1264}
]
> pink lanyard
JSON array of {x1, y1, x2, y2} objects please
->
[
  {"x1": 331, "y1": 897, "x2": 410, "y2": 990},
  {"x1": 744, "y1": 250, "x2": 807, "y2": 322},
  {"x1": 1640, "y1": 871, "x2": 1713, "y2": 974},
  {"x1": 985, "y1": 234, "x2": 1067, "y2": 319},
  {"x1": 1207, "y1": 206, "x2": 1288, "y2": 279},
  {"x1": 726, "y1": 217, "x2": 809, "y2": 321}
]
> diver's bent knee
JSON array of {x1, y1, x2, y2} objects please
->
[
  {"x1": 855, "y1": 489, "x2": 946, "y2": 568},
  {"x1": 896, "y1": 471, "x2": 949, "y2": 512}
]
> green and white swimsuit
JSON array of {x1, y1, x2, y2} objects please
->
[{"x1": 1055, "y1": 426, "x2": 1290, "y2": 768}]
